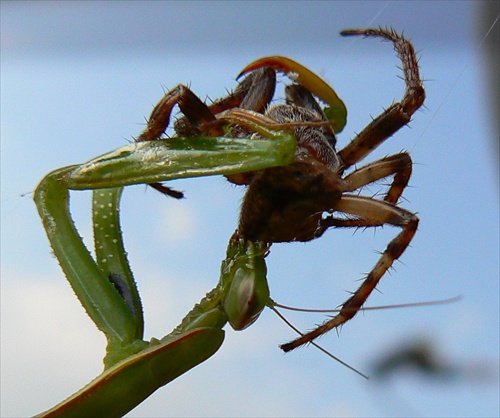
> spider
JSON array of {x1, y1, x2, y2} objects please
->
[{"x1": 136, "y1": 27, "x2": 425, "y2": 352}]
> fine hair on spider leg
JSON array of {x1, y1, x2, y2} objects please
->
[
  {"x1": 267, "y1": 302, "x2": 369, "y2": 379},
  {"x1": 337, "y1": 28, "x2": 425, "y2": 170},
  {"x1": 268, "y1": 297, "x2": 461, "y2": 378}
]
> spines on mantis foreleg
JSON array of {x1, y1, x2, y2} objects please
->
[
  {"x1": 66, "y1": 133, "x2": 296, "y2": 191},
  {"x1": 92, "y1": 187, "x2": 144, "y2": 341},
  {"x1": 34, "y1": 167, "x2": 138, "y2": 345}
]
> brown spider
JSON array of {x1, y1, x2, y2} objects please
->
[{"x1": 136, "y1": 28, "x2": 425, "y2": 352}]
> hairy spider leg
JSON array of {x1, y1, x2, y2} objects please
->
[
  {"x1": 281, "y1": 196, "x2": 418, "y2": 351},
  {"x1": 135, "y1": 70, "x2": 276, "y2": 196},
  {"x1": 137, "y1": 85, "x2": 221, "y2": 142},
  {"x1": 279, "y1": 28, "x2": 425, "y2": 351},
  {"x1": 313, "y1": 152, "x2": 413, "y2": 236},
  {"x1": 342, "y1": 152, "x2": 412, "y2": 205},
  {"x1": 208, "y1": 67, "x2": 276, "y2": 115},
  {"x1": 172, "y1": 68, "x2": 277, "y2": 139},
  {"x1": 135, "y1": 84, "x2": 221, "y2": 197},
  {"x1": 338, "y1": 28, "x2": 425, "y2": 171}
]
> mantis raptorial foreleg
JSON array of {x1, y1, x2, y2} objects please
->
[
  {"x1": 33, "y1": 131, "x2": 294, "y2": 416},
  {"x1": 35, "y1": 219, "x2": 265, "y2": 417},
  {"x1": 35, "y1": 169, "x2": 140, "y2": 352}
]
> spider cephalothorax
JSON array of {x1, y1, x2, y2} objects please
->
[{"x1": 137, "y1": 27, "x2": 425, "y2": 352}]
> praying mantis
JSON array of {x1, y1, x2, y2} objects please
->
[
  {"x1": 34, "y1": 129, "x2": 295, "y2": 417},
  {"x1": 34, "y1": 28, "x2": 425, "y2": 416}
]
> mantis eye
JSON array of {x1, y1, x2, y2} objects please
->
[{"x1": 224, "y1": 262, "x2": 269, "y2": 331}]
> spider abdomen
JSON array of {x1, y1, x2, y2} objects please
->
[{"x1": 239, "y1": 160, "x2": 343, "y2": 242}]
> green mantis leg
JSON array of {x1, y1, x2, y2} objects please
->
[
  {"x1": 35, "y1": 168, "x2": 139, "y2": 349},
  {"x1": 35, "y1": 182, "x2": 267, "y2": 417},
  {"x1": 34, "y1": 131, "x2": 291, "y2": 416},
  {"x1": 35, "y1": 231, "x2": 267, "y2": 417},
  {"x1": 34, "y1": 132, "x2": 294, "y2": 342},
  {"x1": 93, "y1": 187, "x2": 143, "y2": 332},
  {"x1": 35, "y1": 175, "x2": 224, "y2": 417},
  {"x1": 35, "y1": 328, "x2": 224, "y2": 418}
]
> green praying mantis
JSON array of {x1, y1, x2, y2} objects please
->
[
  {"x1": 34, "y1": 130, "x2": 295, "y2": 417},
  {"x1": 34, "y1": 28, "x2": 426, "y2": 416}
]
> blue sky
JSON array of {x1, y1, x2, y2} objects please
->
[{"x1": 1, "y1": 1, "x2": 499, "y2": 417}]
